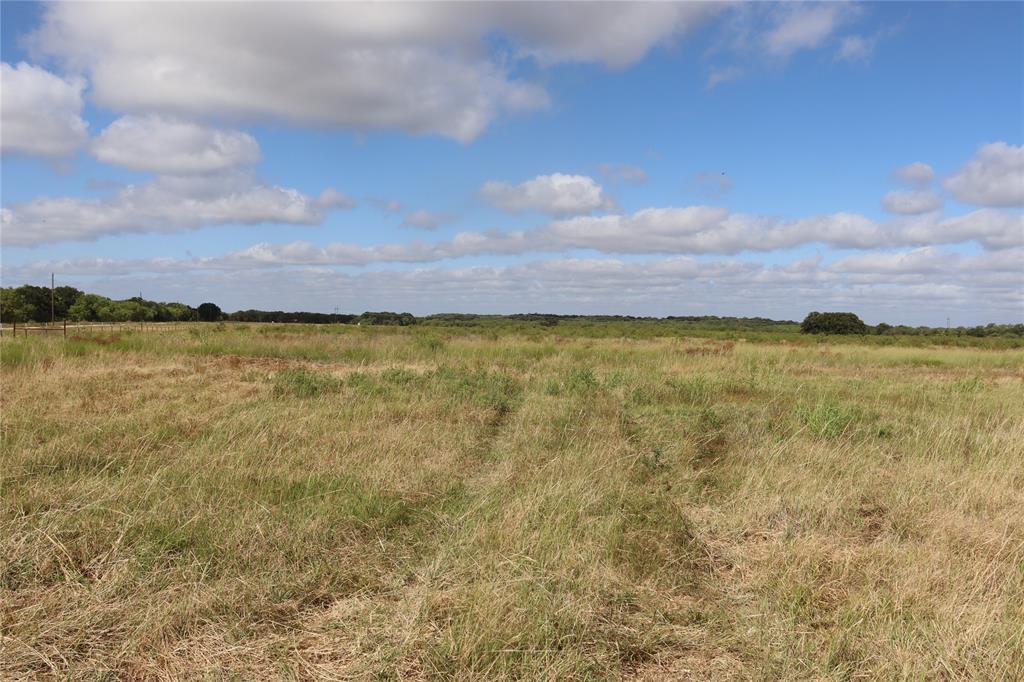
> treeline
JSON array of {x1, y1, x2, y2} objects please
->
[
  {"x1": 800, "y1": 311, "x2": 1024, "y2": 338},
  {"x1": 226, "y1": 310, "x2": 416, "y2": 326},
  {"x1": 1, "y1": 286, "x2": 194, "y2": 323},
  {"x1": 0, "y1": 285, "x2": 417, "y2": 327},
  {"x1": 423, "y1": 313, "x2": 797, "y2": 330},
  {"x1": 2, "y1": 285, "x2": 1020, "y2": 336}
]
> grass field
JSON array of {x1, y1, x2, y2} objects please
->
[{"x1": 2, "y1": 323, "x2": 1022, "y2": 680}]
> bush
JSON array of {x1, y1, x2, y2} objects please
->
[
  {"x1": 800, "y1": 312, "x2": 869, "y2": 335},
  {"x1": 197, "y1": 302, "x2": 223, "y2": 322}
]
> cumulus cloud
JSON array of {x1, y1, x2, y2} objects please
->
[
  {"x1": 1, "y1": 61, "x2": 88, "y2": 157},
  {"x1": 544, "y1": 208, "x2": 892, "y2": 254},
  {"x1": 495, "y1": 3, "x2": 722, "y2": 68},
  {"x1": 894, "y1": 162, "x2": 935, "y2": 186},
  {"x1": 896, "y1": 209, "x2": 1023, "y2": 251},
  {"x1": 28, "y1": 3, "x2": 720, "y2": 142},
  {"x1": 402, "y1": 210, "x2": 459, "y2": 230},
  {"x1": 944, "y1": 142, "x2": 1024, "y2": 207},
  {"x1": 481, "y1": 173, "x2": 615, "y2": 215},
  {"x1": 1, "y1": 172, "x2": 330, "y2": 246},
  {"x1": 881, "y1": 190, "x2": 943, "y2": 215},
  {"x1": 599, "y1": 163, "x2": 648, "y2": 185},
  {"x1": 42, "y1": 205, "x2": 1024, "y2": 269},
  {"x1": 831, "y1": 247, "x2": 956, "y2": 275},
  {"x1": 90, "y1": 115, "x2": 261, "y2": 174}
]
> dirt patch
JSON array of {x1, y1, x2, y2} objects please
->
[
  {"x1": 216, "y1": 354, "x2": 296, "y2": 371},
  {"x1": 682, "y1": 341, "x2": 735, "y2": 357},
  {"x1": 856, "y1": 501, "x2": 888, "y2": 542}
]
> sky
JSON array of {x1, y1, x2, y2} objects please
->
[{"x1": 1, "y1": 1, "x2": 1022, "y2": 325}]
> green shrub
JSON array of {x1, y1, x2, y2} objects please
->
[{"x1": 801, "y1": 312, "x2": 869, "y2": 335}]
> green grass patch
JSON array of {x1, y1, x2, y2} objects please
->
[{"x1": 272, "y1": 367, "x2": 342, "y2": 398}]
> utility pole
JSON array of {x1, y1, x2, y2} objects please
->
[{"x1": 50, "y1": 273, "x2": 55, "y2": 324}]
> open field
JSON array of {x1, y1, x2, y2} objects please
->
[{"x1": 2, "y1": 323, "x2": 1022, "y2": 680}]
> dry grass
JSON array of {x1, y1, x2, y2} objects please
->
[{"x1": 2, "y1": 324, "x2": 1022, "y2": 680}]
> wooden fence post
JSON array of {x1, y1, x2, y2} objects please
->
[{"x1": 64, "y1": 319, "x2": 67, "y2": 339}]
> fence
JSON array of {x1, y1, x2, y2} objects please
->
[{"x1": 0, "y1": 321, "x2": 190, "y2": 338}]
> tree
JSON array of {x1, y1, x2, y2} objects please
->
[
  {"x1": 197, "y1": 302, "x2": 223, "y2": 322},
  {"x1": 47, "y1": 286, "x2": 82, "y2": 320},
  {"x1": 9, "y1": 285, "x2": 50, "y2": 322},
  {"x1": 68, "y1": 293, "x2": 109, "y2": 321},
  {"x1": 164, "y1": 302, "x2": 195, "y2": 321},
  {"x1": 0, "y1": 288, "x2": 35, "y2": 323},
  {"x1": 800, "y1": 312, "x2": 869, "y2": 335}
]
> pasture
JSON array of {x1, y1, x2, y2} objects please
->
[{"x1": 2, "y1": 323, "x2": 1022, "y2": 680}]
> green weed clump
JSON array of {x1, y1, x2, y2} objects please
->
[
  {"x1": 272, "y1": 367, "x2": 342, "y2": 398},
  {"x1": 546, "y1": 366, "x2": 599, "y2": 395},
  {"x1": 798, "y1": 399, "x2": 862, "y2": 438}
]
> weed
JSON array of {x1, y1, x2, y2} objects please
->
[
  {"x1": 799, "y1": 399, "x2": 862, "y2": 438},
  {"x1": 272, "y1": 367, "x2": 342, "y2": 398}
]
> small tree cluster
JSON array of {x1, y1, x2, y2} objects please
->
[{"x1": 800, "y1": 312, "x2": 869, "y2": 335}]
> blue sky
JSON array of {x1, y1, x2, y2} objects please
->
[{"x1": 1, "y1": 1, "x2": 1021, "y2": 324}]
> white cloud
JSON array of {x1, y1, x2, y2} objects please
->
[
  {"x1": 402, "y1": 210, "x2": 458, "y2": 230},
  {"x1": 944, "y1": 142, "x2": 1024, "y2": 207},
  {"x1": 28, "y1": 3, "x2": 722, "y2": 143},
  {"x1": 543, "y1": 208, "x2": 888, "y2": 254},
  {"x1": 315, "y1": 188, "x2": 356, "y2": 210},
  {"x1": 896, "y1": 209, "x2": 1023, "y2": 251},
  {"x1": 7, "y1": 167, "x2": 1020, "y2": 256},
  {"x1": 90, "y1": 115, "x2": 260, "y2": 174},
  {"x1": 496, "y1": 3, "x2": 722, "y2": 68},
  {"x1": 0, "y1": 61, "x2": 88, "y2": 157},
  {"x1": 894, "y1": 162, "x2": 935, "y2": 186},
  {"x1": 481, "y1": 173, "x2": 615, "y2": 215},
  {"x1": 598, "y1": 163, "x2": 648, "y2": 185},
  {"x1": 831, "y1": 247, "x2": 955, "y2": 275},
  {"x1": 763, "y1": 4, "x2": 858, "y2": 58},
  {"x1": 1, "y1": 172, "x2": 326, "y2": 246},
  {"x1": 881, "y1": 190, "x2": 943, "y2": 215}
]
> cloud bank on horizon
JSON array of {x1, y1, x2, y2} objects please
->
[{"x1": 1, "y1": 1, "x2": 1021, "y2": 325}]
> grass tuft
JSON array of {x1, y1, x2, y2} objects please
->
[{"x1": 272, "y1": 367, "x2": 342, "y2": 398}]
